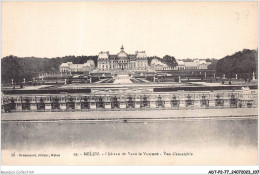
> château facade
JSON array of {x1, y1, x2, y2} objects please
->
[
  {"x1": 176, "y1": 59, "x2": 211, "y2": 70},
  {"x1": 58, "y1": 46, "x2": 211, "y2": 73},
  {"x1": 97, "y1": 46, "x2": 148, "y2": 71},
  {"x1": 60, "y1": 60, "x2": 95, "y2": 72}
]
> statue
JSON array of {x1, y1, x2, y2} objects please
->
[{"x1": 252, "y1": 71, "x2": 256, "y2": 80}]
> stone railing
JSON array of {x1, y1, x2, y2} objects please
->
[{"x1": 1, "y1": 90, "x2": 257, "y2": 113}]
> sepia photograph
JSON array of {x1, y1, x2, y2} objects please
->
[{"x1": 1, "y1": 1, "x2": 258, "y2": 170}]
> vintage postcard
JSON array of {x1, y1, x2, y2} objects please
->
[{"x1": 1, "y1": 1, "x2": 258, "y2": 168}]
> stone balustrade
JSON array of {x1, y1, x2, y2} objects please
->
[{"x1": 1, "y1": 90, "x2": 257, "y2": 113}]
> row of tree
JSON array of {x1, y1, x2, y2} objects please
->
[
  {"x1": 1, "y1": 55, "x2": 97, "y2": 84},
  {"x1": 216, "y1": 49, "x2": 258, "y2": 80}
]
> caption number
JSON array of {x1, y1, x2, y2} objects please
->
[{"x1": 235, "y1": 10, "x2": 249, "y2": 23}]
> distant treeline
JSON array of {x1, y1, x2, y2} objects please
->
[
  {"x1": 1, "y1": 55, "x2": 97, "y2": 84},
  {"x1": 216, "y1": 49, "x2": 258, "y2": 80}
]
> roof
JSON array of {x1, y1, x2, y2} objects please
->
[
  {"x1": 98, "y1": 52, "x2": 109, "y2": 59},
  {"x1": 136, "y1": 51, "x2": 147, "y2": 59},
  {"x1": 184, "y1": 62, "x2": 199, "y2": 67},
  {"x1": 70, "y1": 64, "x2": 84, "y2": 69},
  {"x1": 84, "y1": 60, "x2": 95, "y2": 66},
  {"x1": 151, "y1": 59, "x2": 168, "y2": 67},
  {"x1": 97, "y1": 47, "x2": 148, "y2": 61},
  {"x1": 129, "y1": 55, "x2": 136, "y2": 60},
  {"x1": 157, "y1": 62, "x2": 168, "y2": 67},
  {"x1": 199, "y1": 60, "x2": 206, "y2": 64},
  {"x1": 60, "y1": 63, "x2": 69, "y2": 67},
  {"x1": 109, "y1": 55, "x2": 117, "y2": 59},
  {"x1": 177, "y1": 61, "x2": 185, "y2": 65},
  {"x1": 151, "y1": 58, "x2": 160, "y2": 65},
  {"x1": 117, "y1": 50, "x2": 128, "y2": 59},
  {"x1": 60, "y1": 61, "x2": 94, "y2": 71}
]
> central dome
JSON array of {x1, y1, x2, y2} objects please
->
[
  {"x1": 117, "y1": 45, "x2": 128, "y2": 59},
  {"x1": 117, "y1": 51, "x2": 128, "y2": 58}
]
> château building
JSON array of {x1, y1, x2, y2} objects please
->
[
  {"x1": 176, "y1": 59, "x2": 211, "y2": 70},
  {"x1": 60, "y1": 59, "x2": 95, "y2": 73},
  {"x1": 97, "y1": 46, "x2": 148, "y2": 71},
  {"x1": 59, "y1": 46, "x2": 212, "y2": 73},
  {"x1": 150, "y1": 59, "x2": 173, "y2": 70}
]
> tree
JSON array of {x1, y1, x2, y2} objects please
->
[
  {"x1": 1, "y1": 55, "x2": 98, "y2": 83},
  {"x1": 207, "y1": 59, "x2": 218, "y2": 70},
  {"x1": 162, "y1": 55, "x2": 178, "y2": 67},
  {"x1": 1, "y1": 55, "x2": 24, "y2": 83},
  {"x1": 216, "y1": 49, "x2": 257, "y2": 79}
]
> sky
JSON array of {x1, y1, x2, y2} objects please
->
[{"x1": 2, "y1": 1, "x2": 258, "y2": 59}]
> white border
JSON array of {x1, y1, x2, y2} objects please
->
[{"x1": 0, "y1": 0, "x2": 259, "y2": 174}]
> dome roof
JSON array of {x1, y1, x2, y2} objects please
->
[
  {"x1": 117, "y1": 51, "x2": 128, "y2": 59},
  {"x1": 117, "y1": 45, "x2": 128, "y2": 59}
]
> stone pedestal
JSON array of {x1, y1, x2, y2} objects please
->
[
  {"x1": 75, "y1": 103, "x2": 81, "y2": 110},
  {"x1": 30, "y1": 103, "x2": 37, "y2": 111},
  {"x1": 45, "y1": 103, "x2": 52, "y2": 111},
  {"x1": 90, "y1": 102, "x2": 96, "y2": 110},
  {"x1": 120, "y1": 102, "x2": 126, "y2": 109},
  {"x1": 209, "y1": 100, "x2": 215, "y2": 107},
  {"x1": 60, "y1": 103, "x2": 66, "y2": 110},
  {"x1": 1, "y1": 105, "x2": 5, "y2": 113},
  {"x1": 150, "y1": 101, "x2": 156, "y2": 108},
  {"x1": 135, "y1": 101, "x2": 140, "y2": 108},
  {"x1": 194, "y1": 100, "x2": 201, "y2": 108},
  {"x1": 105, "y1": 102, "x2": 111, "y2": 109},
  {"x1": 16, "y1": 104, "x2": 22, "y2": 111},
  {"x1": 224, "y1": 99, "x2": 230, "y2": 108},
  {"x1": 165, "y1": 101, "x2": 171, "y2": 108},
  {"x1": 179, "y1": 101, "x2": 186, "y2": 108}
]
